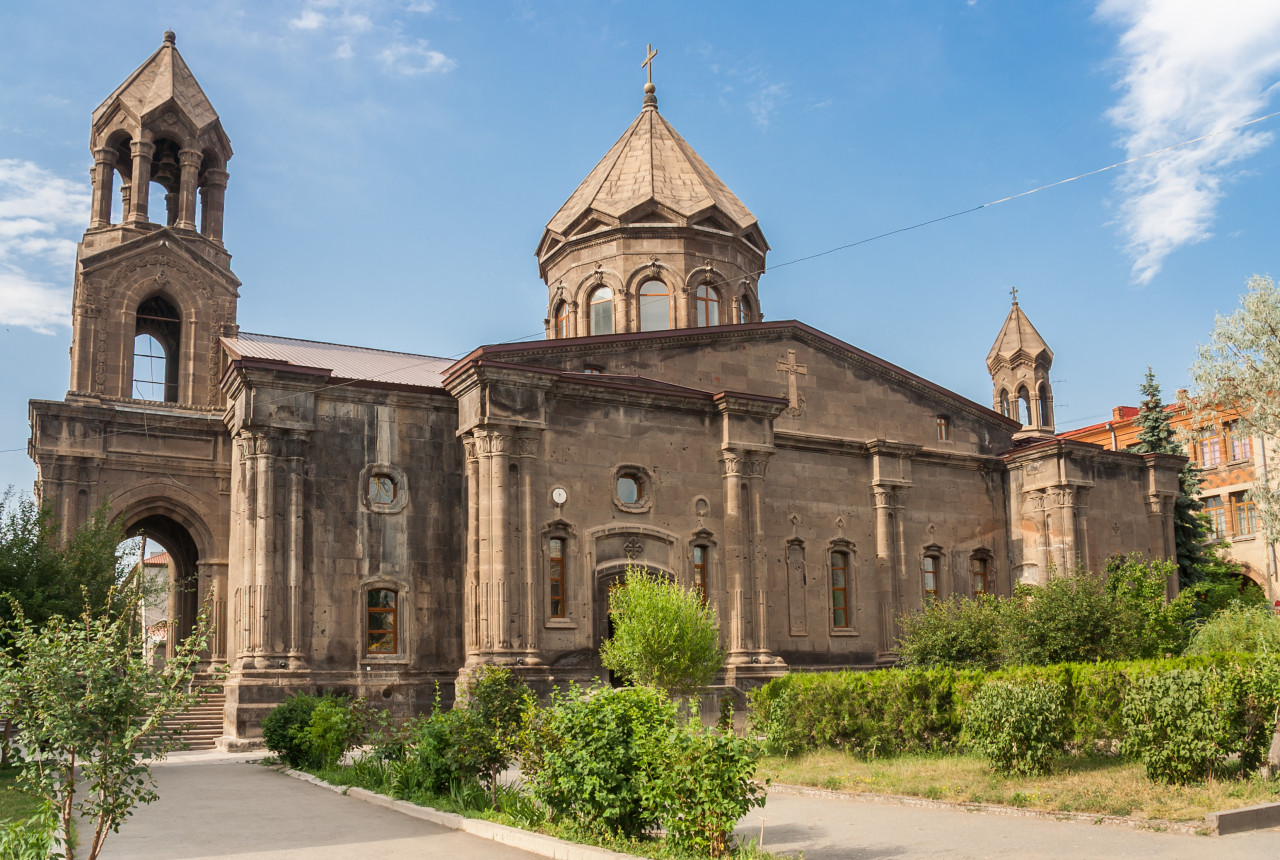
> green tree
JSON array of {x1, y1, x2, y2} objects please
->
[
  {"x1": 1127, "y1": 370, "x2": 1212, "y2": 587},
  {"x1": 600, "y1": 565, "x2": 724, "y2": 696},
  {"x1": 1187, "y1": 274, "x2": 1280, "y2": 541},
  {"x1": 895, "y1": 594, "x2": 1006, "y2": 670},
  {"x1": 0, "y1": 597, "x2": 214, "y2": 860}
]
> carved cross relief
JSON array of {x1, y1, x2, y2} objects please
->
[{"x1": 776, "y1": 349, "x2": 807, "y2": 417}]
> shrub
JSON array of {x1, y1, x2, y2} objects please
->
[
  {"x1": 1008, "y1": 571, "x2": 1121, "y2": 665},
  {"x1": 262, "y1": 692, "x2": 322, "y2": 768},
  {"x1": 896, "y1": 595, "x2": 1006, "y2": 670},
  {"x1": 640, "y1": 721, "x2": 765, "y2": 857},
  {"x1": 1185, "y1": 602, "x2": 1280, "y2": 656},
  {"x1": 600, "y1": 566, "x2": 724, "y2": 695},
  {"x1": 963, "y1": 680, "x2": 1065, "y2": 776},
  {"x1": 1121, "y1": 669, "x2": 1228, "y2": 783},
  {"x1": 455, "y1": 665, "x2": 532, "y2": 788},
  {"x1": 299, "y1": 696, "x2": 372, "y2": 770},
  {"x1": 523, "y1": 685, "x2": 676, "y2": 837},
  {"x1": 1105, "y1": 554, "x2": 1193, "y2": 658}
]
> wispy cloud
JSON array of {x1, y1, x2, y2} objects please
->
[
  {"x1": 0, "y1": 159, "x2": 88, "y2": 334},
  {"x1": 287, "y1": 0, "x2": 455, "y2": 75},
  {"x1": 1099, "y1": 0, "x2": 1280, "y2": 283},
  {"x1": 694, "y1": 44, "x2": 788, "y2": 130}
]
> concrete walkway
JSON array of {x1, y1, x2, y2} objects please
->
[
  {"x1": 737, "y1": 790, "x2": 1280, "y2": 859},
  {"x1": 95, "y1": 752, "x2": 543, "y2": 859}
]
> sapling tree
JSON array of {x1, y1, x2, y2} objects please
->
[{"x1": 0, "y1": 596, "x2": 215, "y2": 860}]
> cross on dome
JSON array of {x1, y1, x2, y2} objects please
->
[{"x1": 642, "y1": 43, "x2": 658, "y2": 108}]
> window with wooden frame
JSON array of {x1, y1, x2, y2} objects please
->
[
  {"x1": 366, "y1": 589, "x2": 398, "y2": 654},
  {"x1": 695, "y1": 284, "x2": 721, "y2": 326},
  {"x1": 588, "y1": 286, "x2": 614, "y2": 335},
  {"x1": 738, "y1": 294, "x2": 752, "y2": 324},
  {"x1": 554, "y1": 301, "x2": 570, "y2": 339},
  {"x1": 1225, "y1": 421, "x2": 1252, "y2": 461},
  {"x1": 1231, "y1": 492, "x2": 1258, "y2": 536},
  {"x1": 970, "y1": 555, "x2": 990, "y2": 596},
  {"x1": 638, "y1": 280, "x2": 670, "y2": 331},
  {"x1": 923, "y1": 554, "x2": 940, "y2": 598},
  {"x1": 936, "y1": 415, "x2": 950, "y2": 441},
  {"x1": 1202, "y1": 495, "x2": 1225, "y2": 539},
  {"x1": 692, "y1": 545, "x2": 708, "y2": 601},
  {"x1": 1199, "y1": 431, "x2": 1222, "y2": 467},
  {"x1": 548, "y1": 538, "x2": 566, "y2": 618},
  {"x1": 830, "y1": 550, "x2": 850, "y2": 629}
]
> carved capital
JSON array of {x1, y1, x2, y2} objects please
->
[
  {"x1": 178, "y1": 149, "x2": 203, "y2": 168},
  {"x1": 241, "y1": 431, "x2": 278, "y2": 457},
  {"x1": 516, "y1": 433, "x2": 541, "y2": 458},
  {"x1": 93, "y1": 146, "x2": 119, "y2": 166},
  {"x1": 722, "y1": 451, "x2": 771, "y2": 478},
  {"x1": 463, "y1": 437, "x2": 477, "y2": 462},
  {"x1": 872, "y1": 484, "x2": 907, "y2": 509},
  {"x1": 281, "y1": 432, "x2": 310, "y2": 461},
  {"x1": 202, "y1": 168, "x2": 229, "y2": 189},
  {"x1": 130, "y1": 140, "x2": 156, "y2": 159}
]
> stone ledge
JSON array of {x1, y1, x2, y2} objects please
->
[
  {"x1": 281, "y1": 767, "x2": 638, "y2": 859},
  {"x1": 1205, "y1": 802, "x2": 1280, "y2": 835}
]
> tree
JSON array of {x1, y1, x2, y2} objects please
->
[
  {"x1": 1187, "y1": 274, "x2": 1280, "y2": 541},
  {"x1": 0, "y1": 597, "x2": 213, "y2": 860},
  {"x1": 600, "y1": 566, "x2": 724, "y2": 696},
  {"x1": 1127, "y1": 369, "x2": 1213, "y2": 587}
]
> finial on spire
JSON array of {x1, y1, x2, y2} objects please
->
[
  {"x1": 1009, "y1": 285, "x2": 1019, "y2": 305},
  {"x1": 642, "y1": 43, "x2": 658, "y2": 109},
  {"x1": 163, "y1": 30, "x2": 176, "y2": 46}
]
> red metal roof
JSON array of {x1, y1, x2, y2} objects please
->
[{"x1": 222, "y1": 332, "x2": 453, "y2": 390}]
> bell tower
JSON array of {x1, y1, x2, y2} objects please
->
[
  {"x1": 69, "y1": 30, "x2": 239, "y2": 409},
  {"x1": 987, "y1": 288, "x2": 1055, "y2": 438},
  {"x1": 535, "y1": 46, "x2": 769, "y2": 339}
]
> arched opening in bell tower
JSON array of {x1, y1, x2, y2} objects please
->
[
  {"x1": 133, "y1": 295, "x2": 182, "y2": 402},
  {"x1": 118, "y1": 514, "x2": 202, "y2": 666}
]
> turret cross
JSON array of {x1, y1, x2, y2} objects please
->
[
  {"x1": 642, "y1": 43, "x2": 658, "y2": 84},
  {"x1": 1009, "y1": 285, "x2": 1019, "y2": 303}
]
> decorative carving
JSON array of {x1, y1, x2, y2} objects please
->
[
  {"x1": 872, "y1": 486, "x2": 907, "y2": 509},
  {"x1": 463, "y1": 438, "x2": 477, "y2": 461},
  {"x1": 721, "y1": 453, "x2": 771, "y2": 478},
  {"x1": 516, "y1": 434, "x2": 540, "y2": 457},
  {"x1": 776, "y1": 349, "x2": 808, "y2": 417},
  {"x1": 623, "y1": 537, "x2": 644, "y2": 559}
]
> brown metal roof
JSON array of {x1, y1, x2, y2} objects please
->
[{"x1": 222, "y1": 332, "x2": 452, "y2": 390}]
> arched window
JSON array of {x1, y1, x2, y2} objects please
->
[
  {"x1": 738, "y1": 294, "x2": 752, "y2": 324},
  {"x1": 1000, "y1": 389, "x2": 1010, "y2": 419},
  {"x1": 588, "y1": 286, "x2": 614, "y2": 335},
  {"x1": 366, "y1": 588, "x2": 398, "y2": 654},
  {"x1": 548, "y1": 538, "x2": 566, "y2": 618},
  {"x1": 923, "y1": 553, "x2": 940, "y2": 599},
  {"x1": 638, "y1": 280, "x2": 670, "y2": 332},
  {"x1": 134, "y1": 295, "x2": 181, "y2": 402},
  {"x1": 830, "y1": 550, "x2": 850, "y2": 629},
  {"x1": 1018, "y1": 386, "x2": 1033, "y2": 426},
  {"x1": 970, "y1": 555, "x2": 990, "y2": 596},
  {"x1": 1038, "y1": 383, "x2": 1052, "y2": 427},
  {"x1": 554, "y1": 301, "x2": 570, "y2": 339},
  {"x1": 695, "y1": 285, "x2": 721, "y2": 326},
  {"x1": 692, "y1": 545, "x2": 708, "y2": 601}
]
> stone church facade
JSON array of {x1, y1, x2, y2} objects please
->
[{"x1": 28, "y1": 35, "x2": 1184, "y2": 743}]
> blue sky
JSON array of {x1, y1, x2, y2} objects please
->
[{"x1": 2, "y1": 1, "x2": 1280, "y2": 494}]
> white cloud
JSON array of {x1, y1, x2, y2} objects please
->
[
  {"x1": 1099, "y1": 0, "x2": 1280, "y2": 283},
  {"x1": 289, "y1": 8, "x2": 327, "y2": 30},
  {"x1": 0, "y1": 159, "x2": 87, "y2": 334},
  {"x1": 378, "y1": 39, "x2": 456, "y2": 76}
]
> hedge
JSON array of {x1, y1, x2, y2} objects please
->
[{"x1": 748, "y1": 653, "x2": 1267, "y2": 758}]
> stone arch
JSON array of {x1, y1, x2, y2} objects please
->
[{"x1": 572, "y1": 267, "x2": 623, "y2": 336}]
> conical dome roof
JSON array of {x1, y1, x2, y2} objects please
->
[
  {"x1": 92, "y1": 32, "x2": 223, "y2": 139},
  {"x1": 987, "y1": 300, "x2": 1053, "y2": 372},
  {"x1": 542, "y1": 100, "x2": 764, "y2": 246}
]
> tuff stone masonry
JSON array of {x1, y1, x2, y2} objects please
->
[{"x1": 28, "y1": 35, "x2": 1185, "y2": 744}]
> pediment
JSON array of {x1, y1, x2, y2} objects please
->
[{"x1": 79, "y1": 230, "x2": 241, "y2": 297}]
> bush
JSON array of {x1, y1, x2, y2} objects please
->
[
  {"x1": 600, "y1": 566, "x2": 724, "y2": 695},
  {"x1": 261, "y1": 692, "x2": 321, "y2": 768},
  {"x1": 896, "y1": 595, "x2": 1006, "y2": 670},
  {"x1": 1008, "y1": 571, "x2": 1121, "y2": 665},
  {"x1": 522, "y1": 685, "x2": 676, "y2": 837},
  {"x1": 299, "y1": 696, "x2": 372, "y2": 770},
  {"x1": 1185, "y1": 602, "x2": 1280, "y2": 656},
  {"x1": 1121, "y1": 669, "x2": 1228, "y2": 783},
  {"x1": 455, "y1": 665, "x2": 532, "y2": 788},
  {"x1": 963, "y1": 680, "x2": 1065, "y2": 776}
]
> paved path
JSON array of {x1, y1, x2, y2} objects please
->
[
  {"x1": 96, "y1": 752, "x2": 542, "y2": 859},
  {"x1": 736, "y1": 790, "x2": 1280, "y2": 859}
]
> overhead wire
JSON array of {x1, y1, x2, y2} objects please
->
[{"x1": 2, "y1": 108, "x2": 1278, "y2": 456}]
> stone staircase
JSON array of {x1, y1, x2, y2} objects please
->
[{"x1": 162, "y1": 688, "x2": 225, "y2": 751}]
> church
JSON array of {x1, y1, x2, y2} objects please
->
[{"x1": 28, "y1": 34, "x2": 1184, "y2": 744}]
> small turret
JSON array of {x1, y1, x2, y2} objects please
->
[{"x1": 987, "y1": 288, "x2": 1055, "y2": 437}]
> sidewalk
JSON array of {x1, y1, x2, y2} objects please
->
[{"x1": 737, "y1": 788, "x2": 1280, "y2": 859}]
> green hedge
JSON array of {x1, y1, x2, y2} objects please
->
[{"x1": 748, "y1": 654, "x2": 1265, "y2": 758}]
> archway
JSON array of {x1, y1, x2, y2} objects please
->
[
  {"x1": 593, "y1": 562, "x2": 676, "y2": 687},
  {"x1": 117, "y1": 513, "x2": 201, "y2": 664}
]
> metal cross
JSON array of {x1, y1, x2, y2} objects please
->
[
  {"x1": 1009, "y1": 285, "x2": 1019, "y2": 303},
  {"x1": 642, "y1": 43, "x2": 658, "y2": 84}
]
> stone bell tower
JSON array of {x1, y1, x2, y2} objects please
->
[
  {"x1": 535, "y1": 47, "x2": 769, "y2": 339},
  {"x1": 987, "y1": 288, "x2": 1055, "y2": 439},
  {"x1": 69, "y1": 30, "x2": 240, "y2": 410}
]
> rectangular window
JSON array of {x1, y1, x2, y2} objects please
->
[
  {"x1": 1204, "y1": 496, "x2": 1226, "y2": 540},
  {"x1": 923, "y1": 556, "x2": 939, "y2": 598},
  {"x1": 366, "y1": 589, "x2": 397, "y2": 654},
  {"x1": 1199, "y1": 434, "x2": 1222, "y2": 467},
  {"x1": 936, "y1": 416, "x2": 950, "y2": 441},
  {"x1": 549, "y1": 538, "x2": 566, "y2": 618},
  {"x1": 1231, "y1": 492, "x2": 1258, "y2": 536},
  {"x1": 970, "y1": 557, "x2": 989, "y2": 595},
  {"x1": 692, "y1": 545, "x2": 707, "y2": 601},
  {"x1": 831, "y1": 552, "x2": 849, "y2": 629},
  {"x1": 1226, "y1": 422, "x2": 1252, "y2": 461}
]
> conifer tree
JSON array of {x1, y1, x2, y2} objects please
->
[{"x1": 1128, "y1": 368, "x2": 1210, "y2": 587}]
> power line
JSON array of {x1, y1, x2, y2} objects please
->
[{"x1": 3, "y1": 108, "x2": 1278, "y2": 457}]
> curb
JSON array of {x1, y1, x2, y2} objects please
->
[
  {"x1": 280, "y1": 767, "x2": 639, "y2": 859},
  {"x1": 766, "y1": 782, "x2": 1206, "y2": 836},
  {"x1": 1205, "y1": 802, "x2": 1280, "y2": 835}
]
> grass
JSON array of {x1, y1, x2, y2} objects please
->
[
  {"x1": 759, "y1": 750, "x2": 1280, "y2": 823},
  {"x1": 0, "y1": 763, "x2": 44, "y2": 824}
]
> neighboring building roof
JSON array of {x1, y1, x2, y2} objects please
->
[
  {"x1": 987, "y1": 300, "x2": 1053, "y2": 370},
  {"x1": 221, "y1": 332, "x2": 453, "y2": 390},
  {"x1": 544, "y1": 102, "x2": 760, "y2": 237},
  {"x1": 144, "y1": 552, "x2": 171, "y2": 567},
  {"x1": 92, "y1": 32, "x2": 220, "y2": 135}
]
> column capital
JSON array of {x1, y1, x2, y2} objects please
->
[
  {"x1": 202, "y1": 168, "x2": 229, "y2": 188},
  {"x1": 130, "y1": 139, "x2": 156, "y2": 159},
  {"x1": 178, "y1": 148, "x2": 204, "y2": 167},
  {"x1": 871, "y1": 482, "x2": 909, "y2": 509},
  {"x1": 93, "y1": 146, "x2": 119, "y2": 166},
  {"x1": 721, "y1": 449, "x2": 771, "y2": 478}
]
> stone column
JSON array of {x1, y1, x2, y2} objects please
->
[
  {"x1": 463, "y1": 436, "x2": 481, "y2": 664},
  {"x1": 200, "y1": 168, "x2": 229, "y2": 243},
  {"x1": 746, "y1": 454, "x2": 774, "y2": 658},
  {"x1": 872, "y1": 484, "x2": 906, "y2": 652},
  {"x1": 284, "y1": 432, "x2": 309, "y2": 668},
  {"x1": 721, "y1": 452, "x2": 748, "y2": 659},
  {"x1": 89, "y1": 147, "x2": 118, "y2": 228},
  {"x1": 1052, "y1": 486, "x2": 1078, "y2": 574},
  {"x1": 251, "y1": 431, "x2": 277, "y2": 669},
  {"x1": 126, "y1": 140, "x2": 155, "y2": 225},
  {"x1": 517, "y1": 431, "x2": 542, "y2": 660},
  {"x1": 176, "y1": 149, "x2": 202, "y2": 230}
]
